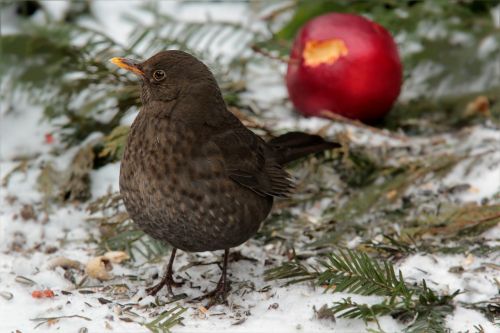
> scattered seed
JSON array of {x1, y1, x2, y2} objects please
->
[
  {"x1": 98, "y1": 297, "x2": 112, "y2": 304},
  {"x1": 78, "y1": 328, "x2": 88, "y2": 333},
  {"x1": 119, "y1": 317, "x2": 134, "y2": 323},
  {"x1": 313, "y1": 304, "x2": 336, "y2": 322},
  {"x1": 210, "y1": 312, "x2": 226, "y2": 316},
  {"x1": 20, "y1": 204, "x2": 36, "y2": 220},
  {"x1": 15, "y1": 275, "x2": 36, "y2": 286},
  {"x1": 232, "y1": 318, "x2": 246, "y2": 325},
  {"x1": 76, "y1": 275, "x2": 88, "y2": 288},
  {"x1": 44, "y1": 246, "x2": 58, "y2": 254},
  {"x1": 113, "y1": 285, "x2": 129, "y2": 294},
  {"x1": 0, "y1": 291, "x2": 13, "y2": 300},
  {"x1": 268, "y1": 302, "x2": 279, "y2": 310},
  {"x1": 78, "y1": 290, "x2": 95, "y2": 294},
  {"x1": 165, "y1": 293, "x2": 188, "y2": 303},
  {"x1": 113, "y1": 305, "x2": 122, "y2": 315},
  {"x1": 483, "y1": 263, "x2": 500, "y2": 270},
  {"x1": 449, "y1": 266, "x2": 465, "y2": 274},
  {"x1": 123, "y1": 310, "x2": 140, "y2": 318}
]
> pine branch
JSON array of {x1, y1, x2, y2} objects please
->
[
  {"x1": 264, "y1": 260, "x2": 318, "y2": 286},
  {"x1": 318, "y1": 250, "x2": 412, "y2": 298},
  {"x1": 265, "y1": 250, "x2": 459, "y2": 332},
  {"x1": 331, "y1": 297, "x2": 395, "y2": 320},
  {"x1": 143, "y1": 304, "x2": 187, "y2": 333}
]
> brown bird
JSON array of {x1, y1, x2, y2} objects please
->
[{"x1": 111, "y1": 50, "x2": 339, "y2": 305}]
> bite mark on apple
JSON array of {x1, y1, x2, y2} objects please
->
[{"x1": 302, "y1": 39, "x2": 348, "y2": 67}]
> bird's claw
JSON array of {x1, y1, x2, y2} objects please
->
[
  {"x1": 146, "y1": 275, "x2": 185, "y2": 296},
  {"x1": 191, "y1": 280, "x2": 231, "y2": 308}
]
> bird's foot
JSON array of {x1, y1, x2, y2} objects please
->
[
  {"x1": 191, "y1": 279, "x2": 231, "y2": 308},
  {"x1": 146, "y1": 275, "x2": 185, "y2": 296}
]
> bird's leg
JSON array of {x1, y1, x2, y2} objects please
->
[
  {"x1": 146, "y1": 248, "x2": 184, "y2": 296},
  {"x1": 192, "y1": 249, "x2": 231, "y2": 307}
]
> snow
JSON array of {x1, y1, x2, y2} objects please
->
[
  {"x1": 91, "y1": 161, "x2": 120, "y2": 197},
  {"x1": 398, "y1": 254, "x2": 499, "y2": 303},
  {"x1": 1, "y1": 2, "x2": 499, "y2": 333},
  {"x1": 478, "y1": 35, "x2": 499, "y2": 59},
  {"x1": 447, "y1": 307, "x2": 498, "y2": 332},
  {"x1": 0, "y1": 99, "x2": 55, "y2": 161}
]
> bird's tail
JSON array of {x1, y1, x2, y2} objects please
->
[{"x1": 268, "y1": 131, "x2": 340, "y2": 165}]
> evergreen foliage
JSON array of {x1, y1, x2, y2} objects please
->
[
  {"x1": 266, "y1": 249, "x2": 460, "y2": 332},
  {"x1": 143, "y1": 304, "x2": 187, "y2": 333}
]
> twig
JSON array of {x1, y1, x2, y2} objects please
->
[
  {"x1": 428, "y1": 212, "x2": 500, "y2": 235},
  {"x1": 320, "y1": 110, "x2": 409, "y2": 142},
  {"x1": 31, "y1": 314, "x2": 91, "y2": 329},
  {"x1": 250, "y1": 44, "x2": 289, "y2": 63}
]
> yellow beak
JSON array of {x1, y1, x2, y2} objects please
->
[{"x1": 110, "y1": 57, "x2": 144, "y2": 76}]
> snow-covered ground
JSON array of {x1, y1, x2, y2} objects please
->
[{"x1": 1, "y1": 1, "x2": 499, "y2": 332}]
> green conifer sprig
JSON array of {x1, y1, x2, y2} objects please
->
[
  {"x1": 143, "y1": 304, "x2": 187, "y2": 333},
  {"x1": 265, "y1": 249, "x2": 459, "y2": 332},
  {"x1": 318, "y1": 250, "x2": 412, "y2": 298},
  {"x1": 264, "y1": 260, "x2": 317, "y2": 286}
]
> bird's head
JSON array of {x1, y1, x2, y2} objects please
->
[{"x1": 110, "y1": 50, "x2": 217, "y2": 105}]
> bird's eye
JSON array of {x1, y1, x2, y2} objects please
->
[{"x1": 153, "y1": 70, "x2": 166, "y2": 81}]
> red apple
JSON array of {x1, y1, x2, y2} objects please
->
[{"x1": 286, "y1": 13, "x2": 402, "y2": 122}]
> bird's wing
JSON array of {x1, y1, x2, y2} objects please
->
[{"x1": 206, "y1": 116, "x2": 294, "y2": 198}]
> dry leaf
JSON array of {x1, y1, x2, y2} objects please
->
[
  {"x1": 198, "y1": 305, "x2": 209, "y2": 319},
  {"x1": 86, "y1": 256, "x2": 113, "y2": 281},
  {"x1": 464, "y1": 95, "x2": 490, "y2": 117},
  {"x1": 386, "y1": 189, "x2": 398, "y2": 200},
  {"x1": 48, "y1": 257, "x2": 82, "y2": 270},
  {"x1": 462, "y1": 254, "x2": 475, "y2": 266},
  {"x1": 103, "y1": 251, "x2": 130, "y2": 263},
  {"x1": 47, "y1": 318, "x2": 59, "y2": 326},
  {"x1": 468, "y1": 186, "x2": 480, "y2": 193}
]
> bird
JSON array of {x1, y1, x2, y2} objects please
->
[{"x1": 110, "y1": 50, "x2": 339, "y2": 306}]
